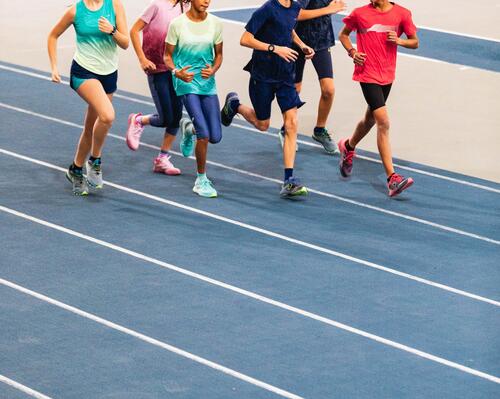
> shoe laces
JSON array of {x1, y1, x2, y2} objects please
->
[
  {"x1": 157, "y1": 155, "x2": 174, "y2": 168},
  {"x1": 389, "y1": 173, "x2": 403, "y2": 185},
  {"x1": 316, "y1": 129, "x2": 331, "y2": 140},
  {"x1": 285, "y1": 177, "x2": 302, "y2": 187}
]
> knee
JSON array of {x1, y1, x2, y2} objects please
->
[
  {"x1": 320, "y1": 87, "x2": 334, "y2": 101},
  {"x1": 284, "y1": 117, "x2": 298, "y2": 135},
  {"x1": 376, "y1": 117, "x2": 390, "y2": 132},
  {"x1": 99, "y1": 110, "x2": 115, "y2": 126},
  {"x1": 256, "y1": 120, "x2": 270, "y2": 132}
]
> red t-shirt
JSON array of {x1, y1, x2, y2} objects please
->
[{"x1": 343, "y1": 3, "x2": 417, "y2": 85}]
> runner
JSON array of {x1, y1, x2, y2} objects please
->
[
  {"x1": 221, "y1": 0, "x2": 315, "y2": 198},
  {"x1": 125, "y1": 0, "x2": 190, "y2": 176},
  {"x1": 48, "y1": 0, "x2": 129, "y2": 195},
  {"x1": 338, "y1": 0, "x2": 419, "y2": 196},
  {"x1": 165, "y1": 0, "x2": 223, "y2": 197},
  {"x1": 288, "y1": 0, "x2": 346, "y2": 154}
]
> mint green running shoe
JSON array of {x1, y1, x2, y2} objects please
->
[
  {"x1": 180, "y1": 118, "x2": 195, "y2": 157},
  {"x1": 193, "y1": 176, "x2": 217, "y2": 198}
]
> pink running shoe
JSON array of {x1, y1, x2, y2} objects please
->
[
  {"x1": 126, "y1": 113, "x2": 144, "y2": 151},
  {"x1": 388, "y1": 173, "x2": 414, "y2": 197},
  {"x1": 338, "y1": 138, "x2": 355, "y2": 177},
  {"x1": 153, "y1": 154, "x2": 181, "y2": 176}
]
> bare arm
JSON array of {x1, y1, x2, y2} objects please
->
[
  {"x1": 107, "y1": 0, "x2": 129, "y2": 49},
  {"x1": 130, "y1": 18, "x2": 156, "y2": 72},
  {"x1": 338, "y1": 25, "x2": 366, "y2": 65},
  {"x1": 387, "y1": 32, "x2": 419, "y2": 49},
  {"x1": 240, "y1": 30, "x2": 298, "y2": 62},
  {"x1": 292, "y1": 30, "x2": 315, "y2": 59},
  {"x1": 298, "y1": 1, "x2": 346, "y2": 21},
  {"x1": 201, "y1": 42, "x2": 223, "y2": 78},
  {"x1": 47, "y1": 5, "x2": 75, "y2": 83},
  {"x1": 164, "y1": 43, "x2": 194, "y2": 82}
]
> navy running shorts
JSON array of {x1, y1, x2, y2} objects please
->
[
  {"x1": 70, "y1": 60, "x2": 118, "y2": 94},
  {"x1": 249, "y1": 78, "x2": 305, "y2": 121},
  {"x1": 360, "y1": 82, "x2": 393, "y2": 111},
  {"x1": 295, "y1": 48, "x2": 334, "y2": 84}
]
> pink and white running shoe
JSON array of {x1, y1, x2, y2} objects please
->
[
  {"x1": 388, "y1": 173, "x2": 414, "y2": 197},
  {"x1": 153, "y1": 154, "x2": 181, "y2": 176},
  {"x1": 126, "y1": 113, "x2": 144, "y2": 151},
  {"x1": 337, "y1": 138, "x2": 355, "y2": 177}
]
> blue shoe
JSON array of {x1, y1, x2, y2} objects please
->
[
  {"x1": 193, "y1": 176, "x2": 218, "y2": 198},
  {"x1": 221, "y1": 92, "x2": 239, "y2": 127},
  {"x1": 180, "y1": 118, "x2": 195, "y2": 157},
  {"x1": 280, "y1": 177, "x2": 308, "y2": 198}
]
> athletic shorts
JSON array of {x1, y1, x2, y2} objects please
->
[
  {"x1": 147, "y1": 72, "x2": 182, "y2": 135},
  {"x1": 70, "y1": 60, "x2": 117, "y2": 94},
  {"x1": 249, "y1": 78, "x2": 305, "y2": 121},
  {"x1": 182, "y1": 94, "x2": 222, "y2": 144},
  {"x1": 360, "y1": 82, "x2": 393, "y2": 111},
  {"x1": 295, "y1": 48, "x2": 334, "y2": 84}
]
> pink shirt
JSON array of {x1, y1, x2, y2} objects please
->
[
  {"x1": 343, "y1": 3, "x2": 417, "y2": 85},
  {"x1": 141, "y1": 0, "x2": 185, "y2": 74}
]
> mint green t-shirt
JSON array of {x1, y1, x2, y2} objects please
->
[
  {"x1": 166, "y1": 13, "x2": 223, "y2": 96},
  {"x1": 73, "y1": 0, "x2": 118, "y2": 75}
]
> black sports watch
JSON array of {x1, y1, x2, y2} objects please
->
[
  {"x1": 268, "y1": 44, "x2": 275, "y2": 53},
  {"x1": 110, "y1": 26, "x2": 117, "y2": 36}
]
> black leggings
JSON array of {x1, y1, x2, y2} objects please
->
[{"x1": 360, "y1": 82, "x2": 392, "y2": 111}]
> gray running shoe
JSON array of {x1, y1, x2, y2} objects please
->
[
  {"x1": 280, "y1": 177, "x2": 308, "y2": 198},
  {"x1": 86, "y1": 159, "x2": 103, "y2": 189},
  {"x1": 279, "y1": 127, "x2": 299, "y2": 152},
  {"x1": 66, "y1": 166, "x2": 89, "y2": 196},
  {"x1": 312, "y1": 128, "x2": 339, "y2": 155}
]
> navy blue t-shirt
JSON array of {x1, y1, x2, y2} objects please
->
[
  {"x1": 295, "y1": 0, "x2": 335, "y2": 51},
  {"x1": 243, "y1": 0, "x2": 301, "y2": 83}
]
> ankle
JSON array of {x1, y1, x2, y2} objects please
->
[{"x1": 345, "y1": 139, "x2": 355, "y2": 152}]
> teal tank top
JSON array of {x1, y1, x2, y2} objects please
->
[{"x1": 73, "y1": 0, "x2": 118, "y2": 75}]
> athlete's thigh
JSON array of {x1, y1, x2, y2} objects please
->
[
  {"x1": 77, "y1": 79, "x2": 114, "y2": 120},
  {"x1": 200, "y1": 95, "x2": 222, "y2": 143}
]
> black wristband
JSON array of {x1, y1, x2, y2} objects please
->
[
  {"x1": 268, "y1": 44, "x2": 275, "y2": 53},
  {"x1": 110, "y1": 26, "x2": 117, "y2": 36}
]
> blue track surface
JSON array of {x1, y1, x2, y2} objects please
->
[
  {"x1": 212, "y1": 8, "x2": 500, "y2": 72},
  {"x1": 0, "y1": 64, "x2": 499, "y2": 398}
]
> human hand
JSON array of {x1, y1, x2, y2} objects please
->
[
  {"x1": 175, "y1": 65, "x2": 195, "y2": 82},
  {"x1": 51, "y1": 67, "x2": 61, "y2": 83},
  {"x1": 352, "y1": 51, "x2": 367, "y2": 66},
  {"x1": 140, "y1": 58, "x2": 156, "y2": 73},
  {"x1": 386, "y1": 31, "x2": 401, "y2": 45},
  {"x1": 302, "y1": 45, "x2": 315, "y2": 60},
  {"x1": 98, "y1": 16, "x2": 114, "y2": 34},
  {"x1": 275, "y1": 46, "x2": 299, "y2": 63},
  {"x1": 327, "y1": 0, "x2": 347, "y2": 14},
  {"x1": 201, "y1": 63, "x2": 214, "y2": 79}
]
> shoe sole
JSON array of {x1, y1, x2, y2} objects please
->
[
  {"x1": 125, "y1": 114, "x2": 139, "y2": 151},
  {"x1": 154, "y1": 168, "x2": 181, "y2": 176},
  {"x1": 389, "y1": 178, "x2": 414, "y2": 197},
  {"x1": 193, "y1": 187, "x2": 217, "y2": 198},
  {"x1": 280, "y1": 187, "x2": 308, "y2": 198},
  {"x1": 312, "y1": 135, "x2": 339, "y2": 155}
]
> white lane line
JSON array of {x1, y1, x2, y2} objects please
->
[
  {"x1": 0, "y1": 278, "x2": 303, "y2": 399},
  {"x1": 0, "y1": 374, "x2": 53, "y2": 399},
  {"x1": 1, "y1": 100, "x2": 499, "y2": 246},
  {"x1": 1, "y1": 62, "x2": 499, "y2": 193},
  {"x1": 1, "y1": 207, "x2": 499, "y2": 385},
  {"x1": 0, "y1": 147, "x2": 499, "y2": 308}
]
